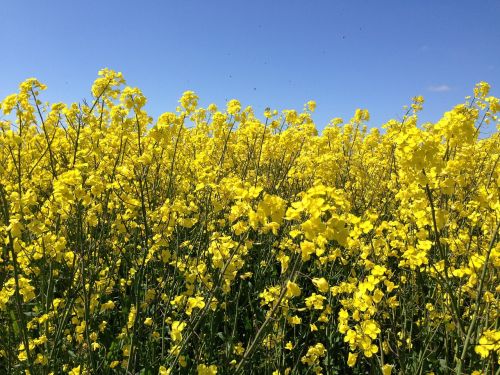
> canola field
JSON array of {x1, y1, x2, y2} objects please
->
[{"x1": 0, "y1": 69, "x2": 499, "y2": 374}]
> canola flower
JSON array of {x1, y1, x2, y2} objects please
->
[{"x1": 0, "y1": 69, "x2": 499, "y2": 374}]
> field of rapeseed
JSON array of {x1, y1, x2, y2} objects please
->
[{"x1": 0, "y1": 69, "x2": 499, "y2": 374}]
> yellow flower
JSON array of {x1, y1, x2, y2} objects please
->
[
  {"x1": 100, "y1": 300, "x2": 115, "y2": 312},
  {"x1": 34, "y1": 353, "x2": 48, "y2": 365},
  {"x1": 354, "y1": 108, "x2": 370, "y2": 122},
  {"x1": 171, "y1": 321, "x2": 187, "y2": 342},
  {"x1": 186, "y1": 296, "x2": 206, "y2": 316},
  {"x1": 306, "y1": 100, "x2": 316, "y2": 112},
  {"x1": 372, "y1": 288, "x2": 384, "y2": 303},
  {"x1": 312, "y1": 277, "x2": 329, "y2": 293},
  {"x1": 305, "y1": 293, "x2": 326, "y2": 310},
  {"x1": 301, "y1": 343, "x2": 326, "y2": 366},
  {"x1": 288, "y1": 315, "x2": 302, "y2": 325},
  {"x1": 475, "y1": 330, "x2": 500, "y2": 358},
  {"x1": 381, "y1": 364, "x2": 393, "y2": 375},
  {"x1": 300, "y1": 240, "x2": 316, "y2": 261},
  {"x1": 127, "y1": 305, "x2": 137, "y2": 329},
  {"x1": 1, "y1": 93, "x2": 18, "y2": 114},
  {"x1": 179, "y1": 91, "x2": 199, "y2": 113},
  {"x1": 474, "y1": 81, "x2": 490, "y2": 98},
  {"x1": 226, "y1": 99, "x2": 241, "y2": 115},
  {"x1": 347, "y1": 352, "x2": 358, "y2": 367},
  {"x1": 286, "y1": 281, "x2": 301, "y2": 298},
  {"x1": 361, "y1": 320, "x2": 381, "y2": 339},
  {"x1": 197, "y1": 364, "x2": 218, "y2": 375},
  {"x1": 233, "y1": 342, "x2": 245, "y2": 356}
]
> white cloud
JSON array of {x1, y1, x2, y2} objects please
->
[{"x1": 428, "y1": 84, "x2": 451, "y2": 92}]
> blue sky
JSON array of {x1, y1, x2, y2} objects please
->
[{"x1": 1, "y1": 0, "x2": 499, "y2": 130}]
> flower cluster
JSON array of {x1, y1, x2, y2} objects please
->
[{"x1": 0, "y1": 71, "x2": 499, "y2": 374}]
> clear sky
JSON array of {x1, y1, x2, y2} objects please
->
[{"x1": 1, "y1": 0, "x2": 499, "y2": 130}]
